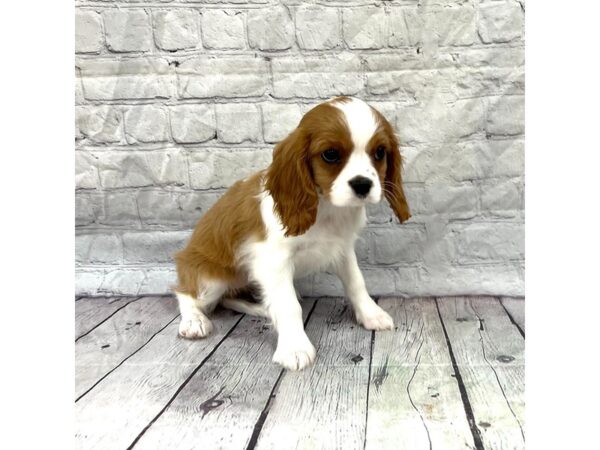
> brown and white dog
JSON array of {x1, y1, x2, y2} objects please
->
[{"x1": 174, "y1": 96, "x2": 411, "y2": 370}]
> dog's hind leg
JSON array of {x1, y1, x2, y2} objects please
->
[
  {"x1": 176, "y1": 281, "x2": 227, "y2": 339},
  {"x1": 221, "y1": 298, "x2": 269, "y2": 318}
]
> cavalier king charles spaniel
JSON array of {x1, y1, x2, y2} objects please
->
[{"x1": 174, "y1": 96, "x2": 411, "y2": 370}]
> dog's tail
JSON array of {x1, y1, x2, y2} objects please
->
[{"x1": 221, "y1": 298, "x2": 269, "y2": 318}]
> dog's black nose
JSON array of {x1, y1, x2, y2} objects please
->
[{"x1": 348, "y1": 176, "x2": 373, "y2": 198}]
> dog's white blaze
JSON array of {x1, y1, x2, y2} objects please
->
[
  {"x1": 329, "y1": 98, "x2": 382, "y2": 206},
  {"x1": 331, "y1": 97, "x2": 379, "y2": 153}
]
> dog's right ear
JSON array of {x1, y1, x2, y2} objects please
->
[{"x1": 266, "y1": 128, "x2": 318, "y2": 237}]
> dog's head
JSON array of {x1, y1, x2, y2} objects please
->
[{"x1": 266, "y1": 96, "x2": 411, "y2": 236}]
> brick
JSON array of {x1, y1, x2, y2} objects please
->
[
  {"x1": 387, "y1": 8, "x2": 411, "y2": 48},
  {"x1": 124, "y1": 105, "x2": 170, "y2": 143},
  {"x1": 170, "y1": 104, "x2": 216, "y2": 144},
  {"x1": 452, "y1": 47, "x2": 525, "y2": 68},
  {"x1": 371, "y1": 227, "x2": 426, "y2": 265},
  {"x1": 136, "y1": 190, "x2": 221, "y2": 227},
  {"x1": 397, "y1": 98, "x2": 486, "y2": 145},
  {"x1": 188, "y1": 148, "x2": 272, "y2": 189},
  {"x1": 139, "y1": 269, "x2": 177, "y2": 295},
  {"x1": 75, "y1": 75, "x2": 84, "y2": 104},
  {"x1": 261, "y1": 103, "x2": 302, "y2": 143},
  {"x1": 407, "y1": 142, "x2": 495, "y2": 183},
  {"x1": 295, "y1": 6, "x2": 341, "y2": 50},
  {"x1": 76, "y1": 269, "x2": 106, "y2": 296},
  {"x1": 454, "y1": 222, "x2": 524, "y2": 263},
  {"x1": 362, "y1": 268, "x2": 400, "y2": 297},
  {"x1": 103, "y1": 9, "x2": 152, "y2": 52},
  {"x1": 77, "y1": 58, "x2": 175, "y2": 100},
  {"x1": 392, "y1": 267, "x2": 423, "y2": 297},
  {"x1": 404, "y1": 6, "x2": 478, "y2": 47},
  {"x1": 177, "y1": 56, "x2": 268, "y2": 98},
  {"x1": 355, "y1": 234, "x2": 371, "y2": 264},
  {"x1": 76, "y1": 233, "x2": 123, "y2": 264},
  {"x1": 75, "y1": 10, "x2": 103, "y2": 53},
  {"x1": 216, "y1": 104, "x2": 262, "y2": 144},
  {"x1": 366, "y1": 201, "x2": 396, "y2": 225},
  {"x1": 480, "y1": 178, "x2": 522, "y2": 217},
  {"x1": 418, "y1": 264, "x2": 523, "y2": 297},
  {"x1": 202, "y1": 10, "x2": 245, "y2": 49},
  {"x1": 76, "y1": 106, "x2": 123, "y2": 144},
  {"x1": 96, "y1": 150, "x2": 187, "y2": 189},
  {"x1": 479, "y1": 2, "x2": 524, "y2": 44},
  {"x1": 311, "y1": 272, "x2": 342, "y2": 297},
  {"x1": 75, "y1": 152, "x2": 100, "y2": 189},
  {"x1": 422, "y1": 183, "x2": 478, "y2": 218},
  {"x1": 153, "y1": 10, "x2": 200, "y2": 51},
  {"x1": 76, "y1": 193, "x2": 101, "y2": 227},
  {"x1": 247, "y1": 6, "x2": 294, "y2": 50},
  {"x1": 99, "y1": 192, "x2": 141, "y2": 227},
  {"x1": 342, "y1": 7, "x2": 386, "y2": 50},
  {"x1": 136, "y1": 190, "x2": 185, "y2": 226},
  {"x1": 363, "y1": 53, "x2": 428, "y2": 97},
  {"x1": 123, "y1": 231, "x2": 191, "y2": 264},
  {"x1": 272, "y1": 54, "x2": 363, "y2": 99},
  {"x1": 178, "y1": 191, "x2": 221, "y2": 227},
  {"x1": 486, "y1": 139, "x2": 524, "y2": 178},
  {"x1": 486, "y1": 95, "x2": 524, "y2": 136},
  {"x1": 99, "y1": 269, "x2": 146, "y2": 296}
]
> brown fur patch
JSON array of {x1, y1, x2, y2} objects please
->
[
  {"x1": 266, "y1": 101, "x2": 354, "y2": 236},
  {"x1": 174, "y1": 172, "x2": 266, "y2": 298},
  {"x1": 370, "y1": 107, "x2": 411, "y2": 223}
]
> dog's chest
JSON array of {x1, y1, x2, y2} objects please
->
[{"x1": 291, "y1": 206, "x2": 365, "y2": 277}]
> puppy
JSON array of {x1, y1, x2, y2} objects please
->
[{"x1": 174, "y1": 96, "x2": 411, "y2": 370}]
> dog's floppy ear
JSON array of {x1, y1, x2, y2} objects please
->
[
  {"x1": 266, "y1": 128, "x2": 318, "y2": 236},
  {"x1": 384, "y1": 136, "x2": 411, "y2": 223}
]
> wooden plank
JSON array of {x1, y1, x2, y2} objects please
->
[
  {"x1": 254, "y1": 298, "x2": 371, "y2": 450},
  {"x1": 75, "y1": 296, "x2": 140, "y2": 340},
  {"x1": 500, "y1": 297, "x2": 525, "y2": 335},
  {"x1": 437, "y1": 296, "x2": 525, "y2": 450},
  {"x1": 75, "y1": 296, "x2": 179, "y2": 399},
  {"x1": 75, "y1": 308, "x2": 242, "y2": 450},
  {"x1": 365, "y1": 298, "x2": 476, "y2": 450},
  {"x1": 132, "y1": 299, "x2": 316, "y2": 450}
]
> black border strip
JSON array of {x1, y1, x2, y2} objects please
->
[
  {"x1": 499, "y1": 297, "x2": 525, "y2": 338},
  {"x1": 435, "y1": 298, "x2": 485, "y2": 450}
]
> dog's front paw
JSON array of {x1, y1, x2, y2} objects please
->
[
  {"x1": 356, "y1": 304, "x2": 394, "y2": 331},
  {"x1": 178, "y1": 317, "x2": 213, "y2": 339},
  {"x1": 273, "y1": 336, "x2": 316, "y2": 371}
]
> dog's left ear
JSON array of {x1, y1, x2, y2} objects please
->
[{"x1": 385, "y1": 137, "x2": 411, "y2": 223}]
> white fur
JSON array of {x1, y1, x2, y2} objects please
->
[
  {"x1": 329, "y1": 97, "x2": 382, "y2": 207},
  {"x1": 236, "y1": 194, "x2": 392, "y2": 371}
]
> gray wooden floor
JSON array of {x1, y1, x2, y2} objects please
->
[{"x1": 75, "y1": 296, "x2": 525, "y2": 450}]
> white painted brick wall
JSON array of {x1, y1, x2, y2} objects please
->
[{"x1": 75, "y1": 0, "x2": 525, "y2": 298}]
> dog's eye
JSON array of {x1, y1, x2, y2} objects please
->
[
  {"x1": 374, "y1": 146, "x2": 386, "y2": 161},
  {"x1": 321, "y1": 148, "x2": 341, "y2": 164}
]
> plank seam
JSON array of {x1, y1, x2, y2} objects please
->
[
  {"x1": 76, "y1": 312, "x2": 180, "y2": 402},
  {"x1": 245, "y1": 299, "x2": 319, "y2": 450},
  {"x1": 75, "y1": 296, "x2": 143, "y2": 342},
  {"x1": 126, "y1": 312, "x2": 245, "y2": 449},
  {"x1": 471, "y1": 300, "x2": 526, "y2": 443},
  {"x1": 362, "y1": 297, "x2": 380, "y2": 450},
  {"x1": 435, "y1": 298, "x2": 485, "y2": 450},
  {"x1": 499, "y1": 297, "x2": 525, "y2": 338}
]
